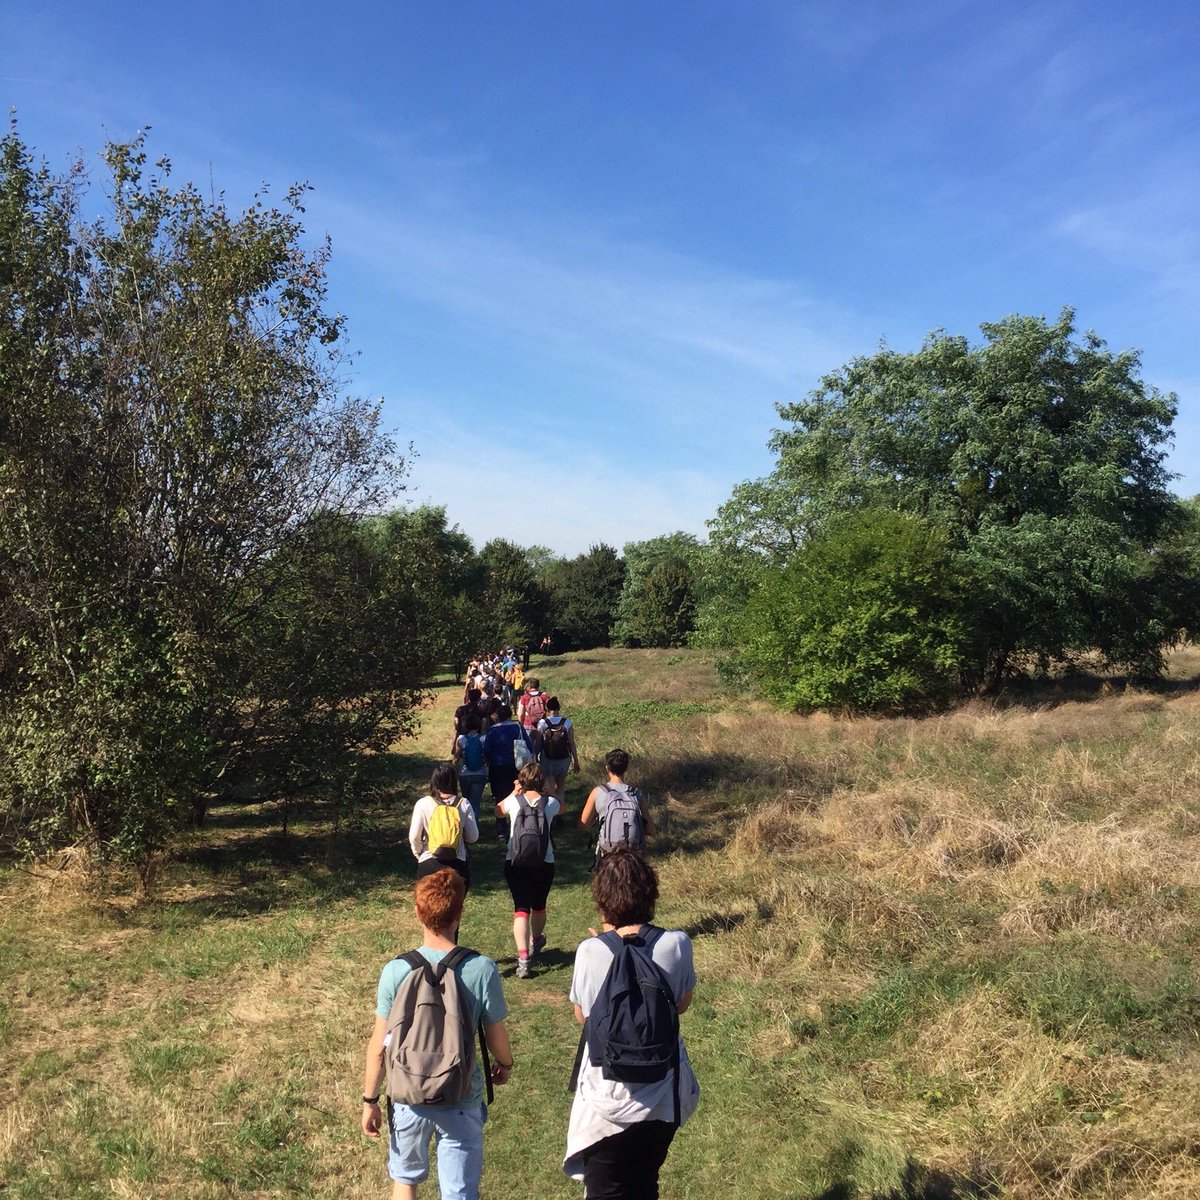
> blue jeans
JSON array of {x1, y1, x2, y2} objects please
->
[
  {"x1": 459, "y1": 773, "x2": 486, "y2": 824},
  {"x1": 387, "y1": 1099, "x2": 487, "y2": 1199}
]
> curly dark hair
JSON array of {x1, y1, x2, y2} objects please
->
[
  {"x1": 591, "y1": 845, "x2": 658, "y2": 927},
  {"x1": 604, "y1": 748, "x2": 630, "y2": 776}
]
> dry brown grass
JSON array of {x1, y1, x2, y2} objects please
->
[{"x1": 631, "y1": 649, "x2": 1200, "y2": 1199}]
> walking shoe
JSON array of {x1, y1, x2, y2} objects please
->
[
  {"x1": 515, "y1": 958, "x2": 531, "y2": 979},
  {"x1": 532, "y1": 934, "x2": 547, "y2": 957}
]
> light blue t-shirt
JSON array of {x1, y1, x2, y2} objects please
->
[{"x1": 376, "y1": 947, "x2": 509, "y2": 1106}]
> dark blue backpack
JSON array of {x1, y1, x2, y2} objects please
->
[{"x1": 568, "y1": 926, "x2": 681, "y2": 1123}]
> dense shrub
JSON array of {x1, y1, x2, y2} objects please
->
[{"x1": 734, "y1": 510, "x2": 972, "y2": 710}]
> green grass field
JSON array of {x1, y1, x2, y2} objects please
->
[{"x1": 2, "y1": 647, "x2": 1199, "y2": 1198}]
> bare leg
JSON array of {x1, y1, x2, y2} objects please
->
[
  {"x1": 512, "y1": 912, "x2": 531, "y2": 958},
  {"x1": 531, "y1": 909, "x2": 547, "y2": 942},
  {"x1": 392, "y1": 1182, "x2": 417, "y2": 1200}
]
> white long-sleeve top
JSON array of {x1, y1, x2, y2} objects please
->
[{"x1": 408, "y1": 795, "x2": 479, "y2": 863}]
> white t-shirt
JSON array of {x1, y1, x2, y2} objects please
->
[
  {"x1": 499, "y1": 793, "x2": 560, "y2": 863},
  {"x1": 408, "y1": 794, "x2": 479, "y2": 863},
  {"x1": 563, "y1": 928, "x2": 700, "y2": 1178}
]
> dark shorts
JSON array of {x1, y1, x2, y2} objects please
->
[
  {"x1": 504, "y1": 861, "x2": 555, "y2": 914},
  {"x1": 416, "y1": 856, "x2": 471, "y2": 893},
  {"x1": 487, "y1": 763, "x2": 518, "y2": 801},
  {"x1": 581, "y1": 1120, "x2": 677, "y2": 1200}
]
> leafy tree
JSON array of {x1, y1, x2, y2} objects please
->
[
  {"x1": 478, "y1": 538, "x2": 548, "y2": 648},
  {"x1": 548, "y1": 543, "x2": 625, "y2": 649},
  {"x1": 612, "y1": 532, "x2": 701, "y2": 647},
  {"x1": 0, "y1": 127, "x2": 403, "y2": 868},
  {"x1": 637, "y1": 560, "x2": 697, "y2": 648},
  {"x1": 523, "y1": 544, "x2": 561, "y2": 578},
  {"x1": 361, "y1": 506, "x2": 487, "y2": 672},
  {"x1": 223, "y1": 514, "x2": 429, "y2": 823},
  {"x1": 735, "y1": 510, "x2": 972, "y2": 710},
  {"x1": 1147, "y1": 496, "x2": 1200, "y2": 644},
  {"x1": 716, "y1": 310, "x2": 1182, "y2": 687}
]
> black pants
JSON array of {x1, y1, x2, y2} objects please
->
[
  {"x1": 503, "y1": 861, "x2": 555, "y2": 914},
  {"x1": 489, "y1": 763, "x2": 517, "y2": 837},
  {"x1": 581, "y1": 1120, "x2": 677, "y2": 1200},
  {"x1": 415, "y1": 855, "x2": 470, "y2": 893}
]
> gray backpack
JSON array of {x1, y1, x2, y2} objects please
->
[
  {"x1": 598, "y1": 785, "x2": 645, "y2": 853},
  {"x1": 383, "y1": 947, "x2": 492, "y2": 1106},
  {"x1": 509, "y1": 794, "x2": 549, "y2": 868}
]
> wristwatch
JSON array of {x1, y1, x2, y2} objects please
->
[{"x1": 362, "y1": 1094, "x2": 380, "y2": 1104}]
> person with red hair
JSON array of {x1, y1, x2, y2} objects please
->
[{"x1": 361, "y1": 869, "x2": 513, "y2": 1200}]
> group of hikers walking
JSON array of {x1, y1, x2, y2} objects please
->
[{"x1": 372, "y1": 652, "x2": 694, "y2": 1199}]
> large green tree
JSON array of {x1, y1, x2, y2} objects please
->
[
  {"x1": 478, "y1": 538, "x2": 548, "y2": 648},
  {"x1": 361, "y1": 506, "x2": 487, "y2": 673},
  {"x1": 547, "y1": 543, "x2": 625, "y2": 649},
  {"x1": 612, "y1": 532, "x2": 702, "y2": 647},
  {"x1": 714, "y1": 310, "x2": 1183, "y2": 690},
  {"x1": 0, "y1": 128, "x2": 406, "y2": 866}
]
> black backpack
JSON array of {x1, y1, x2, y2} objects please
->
[
  {"x1": 568, "y1": 926, "x2": 680, "y2": 1124},
  {"x1": 541, "y1": 717, "x2": 570, "y2": 759}
]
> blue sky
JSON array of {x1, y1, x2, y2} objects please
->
[{"x1": 4, "y1": 0, "x2": 1198, "y2": 554}]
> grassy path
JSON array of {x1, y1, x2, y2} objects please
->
[{"x1": 3, "y1": 647, "x2": 1200, "y2": 1198}]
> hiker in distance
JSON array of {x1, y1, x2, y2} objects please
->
[
  {"x1": 579, "y1": 748, "x2": 656, "y2": 860},
  {"x1": 361, "y1": 869, "x2": 513, "y2": 1200},
  {"x1": 565, "y1": 846, "x2": 699, "y2": 1198},
  {"x1": 482, "y1": 703, "x2": 533, "y2": 844},
  {"x1": 451, "y1": 713, "x2": 487, "y2": 825},
  {"x1": 409, "y1": 763, "x2": 479, "y2": 893},
  {"x1": 496, "y1": 761, "x2": 560, "y2": 979},
  {"x1": 517, "y1": 677, "x2": 550, "y2": 733},
  {"x1": 537, "y1": 695, "x2": 580, "y2": 807}
]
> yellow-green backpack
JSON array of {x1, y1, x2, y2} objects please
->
[{"x1": 427, "y1": 799, "x2": 463, "y2": 860}]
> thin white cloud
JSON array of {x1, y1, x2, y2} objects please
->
[
  {"x1": 311, "y1": 188, "x2": 870, "y2": 458},
  {"x1": 1057, "y1": 199, "x2": 1200, "y2": 302},
  {"x1": 396, "y1": 402, "x2": 729, "y2": 555},
  {"x1": 322, "y1": 196, "x2": 859, "y2": 374}
]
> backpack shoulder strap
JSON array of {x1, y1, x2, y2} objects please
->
[
  {"x1": 568, "y1": 1023, "x2": 588, "y2": 1095},
  {"x1": 396, "y1": 950, "x2": 433, "y2": 988},
  {"x1": 437, "y1": 946, "x2": 494, "y2": 1105},
  {"x1": 570, "y1": 932, "x2": 620, "y2": 1092},
  {"x1": 598, "y1": 929, "x2": 625, "y2": 954},
  {"x1": 437, "y1": 945, "x2": 477, "y2": 980},
  {"x1": 639, "y1": 924, "x2": 666, "y2": 951}
]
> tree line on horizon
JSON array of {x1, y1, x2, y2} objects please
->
[{"x1": 2, "y1": 126, "x2": 1198, "y2": 871}]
